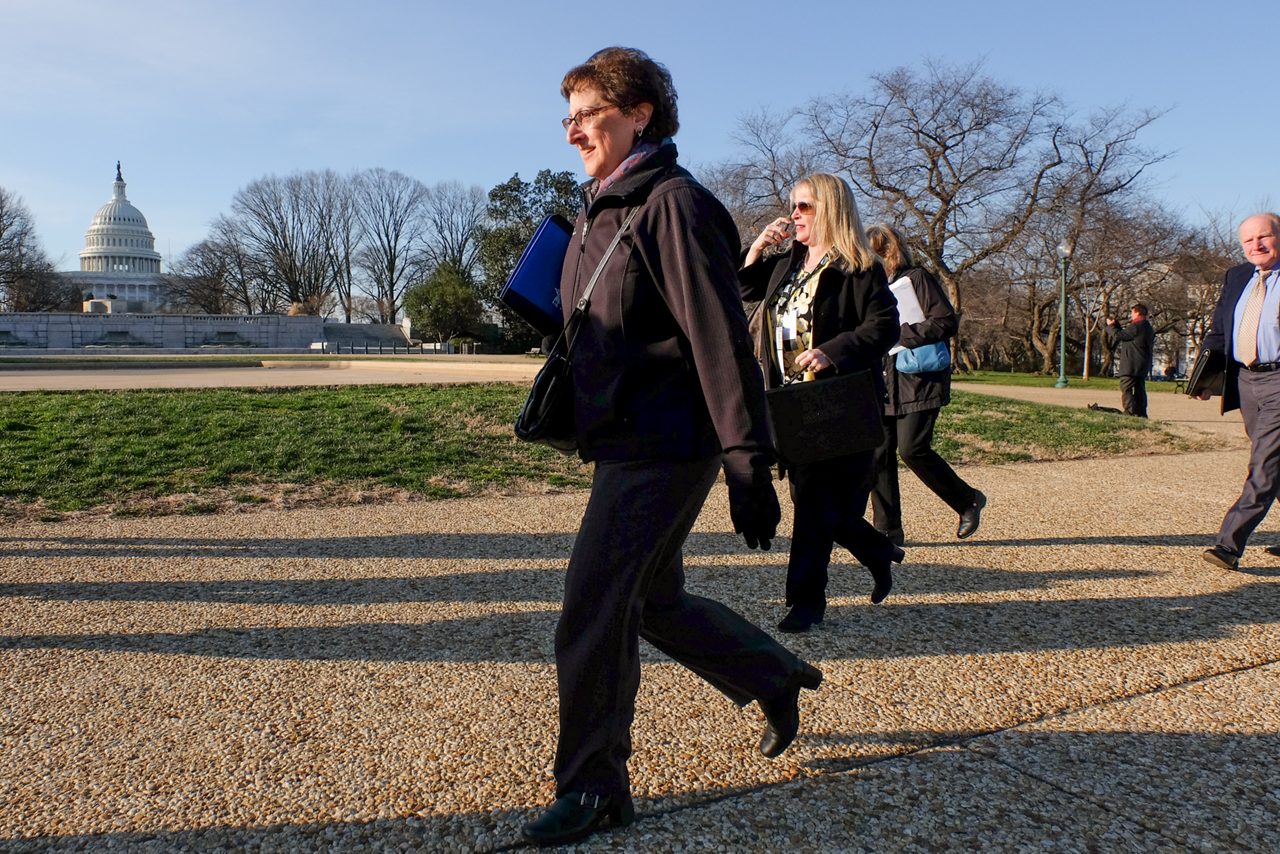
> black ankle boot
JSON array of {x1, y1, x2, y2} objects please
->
[
  {"x1": 777, "y1": 603, "x2": 825, "y2": 633},
  {"x1": 521, "y1": 792, "x2": 635, "y2": 846},
  {"x1": 759, "y1": 662, "x2": 824, "y2": 757},
  {"x1": 867, "y1": 545, "x2": 903, "y2": 604}
]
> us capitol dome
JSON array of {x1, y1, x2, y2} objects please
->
[{"x1": 72, "y1": 162, "x2": 165, "y2": 312}]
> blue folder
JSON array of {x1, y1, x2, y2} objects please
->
[{"x1": 499, "y1": 214, "x2": 574, "y2": 336}]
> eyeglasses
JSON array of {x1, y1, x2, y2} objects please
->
[
  {"x1": 561, "y1": 104, "x2": 618, "y2": 130},
  {"x1": 792, "y1": 201, "x2": 815, "y2": 215}
]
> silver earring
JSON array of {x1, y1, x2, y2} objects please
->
[{"x1": 636, "y1": 126, "x2": 645, "y2": 138}]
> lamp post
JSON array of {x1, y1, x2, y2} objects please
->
[{"x1": 1055, "y1": 241, "x2": 1071, "y2": 389}]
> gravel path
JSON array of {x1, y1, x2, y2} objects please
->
[
  {"x1": 2, "y1": 378, "x2": 1277, "y2": 852},
  {"x1": 0, "y1": 357, "x2": 542, "y2": 391}
]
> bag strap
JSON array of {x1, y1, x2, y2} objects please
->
[{"x1": 560, "y1": 206, "x2": 640, "y2": 354}]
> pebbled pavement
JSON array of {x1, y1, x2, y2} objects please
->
[{"x1": 1, "y1": 377, "x2": 1277, "y2": 852}]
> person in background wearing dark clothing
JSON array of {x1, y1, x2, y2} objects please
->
[
  {"x1": 866, "y1": 224, "x2": 986, "y2": 545},
  {"x1": 1197, "y1": 213, "x2": 1280, "y2": 571},
  {"x1": 739, "y1": 174, "x2": 901, "y2": 633},
  {"x1": 521, "y1": 47, "x2": 823, "y2": 847},
  {"x1": 1106, "y1": 303, "x2": 1156, "y2": 417}
]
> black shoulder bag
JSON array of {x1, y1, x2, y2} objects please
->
[{"x1": 514, "y1": 207, "x2": 639, "y2": 453}]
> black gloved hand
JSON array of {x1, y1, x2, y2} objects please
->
[{"x1": 725, "y1": 461, "x2": 781, "y2": 551}]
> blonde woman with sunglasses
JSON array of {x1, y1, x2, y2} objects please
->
[{"x1": 740, "y1": 173, "x2": 901, "y2": 633}]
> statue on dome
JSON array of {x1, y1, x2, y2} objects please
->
[{"x1": 115, "y1": 161, "x2": 122, "y2": 181}]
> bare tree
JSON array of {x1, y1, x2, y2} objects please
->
[
  {"x1": 421, "y1": 180, "x2": 487, "y2": 278},
  {"x1": 799, "y1": 60, "x2": 1066, "y2": 365},
  {"x1": 353, "y1": 168, "x2": 429, "y2": 324},
  {"x1": 977, "y1": 222, "x2": 1068, "y2": 374},
  {"x1": 0, "y1": 187, "x2": 76, "y2": 312},
  {"x1": 1173, "y1": 211, "x2": 1244, "y2": 359},
  {"x1": 0, "y1": 187, "x2": 38, "y2": 281},
  {"x1": 703, "y1": 109, "x2": 824, "y2": 241},
  {"x1": 1041, "y1": 106, "x2": 1172, "y2": 376},
  {"x1": 161, "y1": 239, "x2": 240, "y2": 314},
  {"x1": 228, "y1": 172, "x2": 338, "y2": 315},
  {"x1": 311, "y1": 170, "x2": 362, "y2": 323},
  {"x1": 980, "y1": 197, "x2": 1184, "y2": 376},
  {"x1": 1073, "y1": 202, "x2": 1184, "y2": 376},
  {"x1": 952, "y1": 263, "x2": 1031, "y2": 370},
  {"x1": 208, "y1": 216, "x2": 277, "y2": 315},
  {"x1": 1053, "y1": 107, "x2": 1169, "y2": 250}
]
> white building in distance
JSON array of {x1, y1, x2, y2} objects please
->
[{"x1": 68, "y1": 162, "x2": 165, "y2": 312}]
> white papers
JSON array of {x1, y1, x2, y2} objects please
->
[{"x1": 887, "y1": 275, "x2": 924, "y2": 354}]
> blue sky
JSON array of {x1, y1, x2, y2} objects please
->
[{"x1": 1, "y1": 0, "x2": 1273, "y2": 271}]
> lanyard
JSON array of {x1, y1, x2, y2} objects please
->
[{"x1": 774, "y1": 253, "x2": 830, "y2": 312}]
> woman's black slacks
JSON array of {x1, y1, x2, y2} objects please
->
[
  {"x1": 785, "y1": 449, "x2": 893, "y2": 608},
  {"x1": 871, "y1": 407, "x2": 975, "y2": 532},
  {"x1": 553, "y1": 455, "x2": 802, "y2": 798}
]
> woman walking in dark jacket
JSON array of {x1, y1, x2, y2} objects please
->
[
  {"x1": 866, "y1": 224, "x2": 986, "y2": 545},
  {"x1": 739, "y1": 174, "x2": 901, "y2": 633},
  {"x1": 521, "y1": 47, "x2": 822, "y2": 847}
]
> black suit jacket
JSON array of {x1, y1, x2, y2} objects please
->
[{"x1": 1203, "y1": 262, "x2": 1261, "y2": 414}]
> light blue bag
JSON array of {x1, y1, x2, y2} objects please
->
[{"x1": 895, "y1": 341, "x2": 951, "y2": 374}]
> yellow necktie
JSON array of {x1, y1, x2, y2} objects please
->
[{"x1": 1237, "y1": 269, "x2": 1271, "y2": 366}]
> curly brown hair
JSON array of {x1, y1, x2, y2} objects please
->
[{"x1": 560, "y1": 46, "x2": 679, "y2": 142}]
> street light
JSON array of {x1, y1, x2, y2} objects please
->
[{"x1": 1055, "y1": 241, "x2": 1072, "y2": 389}]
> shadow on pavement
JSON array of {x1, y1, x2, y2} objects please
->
[
  {"x1": 9, "y1": 728, "x2": 1277, "y2": 853},
  {"x1": 2, "y1": 580, "x2": 1276, "y2": 664}
]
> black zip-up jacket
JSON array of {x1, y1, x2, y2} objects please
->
[{"x1": 558, "y1": 143, "x2": 776, "y2": 481}]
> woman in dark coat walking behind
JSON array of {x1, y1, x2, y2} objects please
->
[{"x1": 866, "y1": 224, "x2": 986, "y2": 545}]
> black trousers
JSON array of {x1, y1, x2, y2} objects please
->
[
  {"x1": 554, "y1": 456, "x2": 802, "y2": 799},
  {"x1": 786, "y1": 450, "x2": 894, "y2": 608},
  {"x1": 871, "y1": 407, "x2": 976, "y2": 533},
  {"x1": 1119, "y1": 375, "x2": 1148, "y2": 417}
]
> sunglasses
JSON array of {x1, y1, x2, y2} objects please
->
[{"x1": 792, "y1": 201, "x2": 815, "y2": 215}]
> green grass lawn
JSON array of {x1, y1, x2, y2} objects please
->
[
  {"x1": 956, "y1": 370, "x2": 1185, "y2": 393},
  {"x1": 0, "y1": 383, "x2": 1203, "y2": 517}
]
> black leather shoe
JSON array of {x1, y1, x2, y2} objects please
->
[
  {"x1": 1202, "y1": 546, "x2": 1240, "y2": 571},
  {"x1": 867, "y1": 546, "x2": 903, "y2": 605},
  {"x1": 759, "y1": 662, "x2": 823, "y2": 758},
  {"x1": 521, "y1": 792, "x2": 635, "y2": 846},
  {"x1": 957, "y1": 490, "x2": 987, "y2": 539},
  {"x1": 777, "y1": 603, "x2": 825, "y2": 633},
  {"x1": 1265, "y1": 545, "x2": 1280, "y2": 559}
]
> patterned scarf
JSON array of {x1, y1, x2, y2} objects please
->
[{"x1": 596, "y1": 139, "x2": 665, "y2": 193}]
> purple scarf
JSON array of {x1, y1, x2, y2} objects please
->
[{"x1": 596, "y1": 140, "x2": 664, "y2": 193}]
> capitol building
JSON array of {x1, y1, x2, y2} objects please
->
[
  {"x1": 0, "y1": 163, "x2": 408, "y2": 351},
  {"x1": 67, "y1": 162, "x2": 165, "y2": 312}
]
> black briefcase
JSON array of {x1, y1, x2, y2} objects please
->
[
  {"x1": 1185, "y1": 348, "x2": 1226, "y2": 398},
  {"x1": 765, "y1": 369, "x2": 884, "y2": 465}
]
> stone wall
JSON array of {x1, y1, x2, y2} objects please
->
[{"x1": 0, "y1": 313, "x2": 327, "y2": 351}]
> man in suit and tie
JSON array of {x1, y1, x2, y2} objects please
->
[
  {"x1": 1106, "y1": 303, "x2": 1156, "y2": 417},
  {"x1": 1198, "y1": 212, "x2": 1280, "y2": 570}
]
